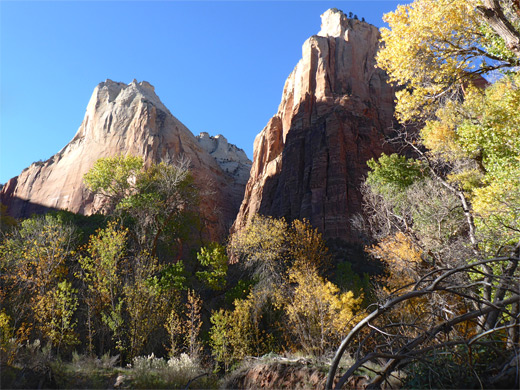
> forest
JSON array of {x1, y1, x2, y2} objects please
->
[{"x1": 1, "y1": 0, "x2": 519, "y2": 389}]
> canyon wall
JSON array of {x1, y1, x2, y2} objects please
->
[{"x1": 233, "y1": 9, "x2": 397, "y2": 243}]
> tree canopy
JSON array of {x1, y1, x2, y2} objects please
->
[
  {"x1": 377, "y1": 0, "x2": 520, "y2": 122},
  {"x1": 328, "y1": 1, "x2": 520, "y2": 388}
]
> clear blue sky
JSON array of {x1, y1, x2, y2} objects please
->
[{"x1": 1, "y1": 1, "x2": 401, "y2": 184}]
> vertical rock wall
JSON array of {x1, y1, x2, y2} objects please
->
[{"x1": 233, "y1": 9, "x2": 397, "y2": 243}]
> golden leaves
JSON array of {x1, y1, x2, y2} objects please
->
[{"x1": 377, "y1": 0, "x2": 488, "y2": 122}]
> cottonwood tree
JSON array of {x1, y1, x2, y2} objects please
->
[
  {"x1": 285, "y1": 266, "x2": 362, "y2": 357},
  {"x1": 84, "y1": 155, "x2": 198, "y2": 258},
  {"x1": 124, "y1": 252, "x2": 170, "y2": 359},
  {"x1": 221, "y1": 215, "x2": 363, "y2": 365},
  {"x1": 327, "y1": 1, "x2": 520, "y2": 387},
  {"x1": 376, "y1": 0, "x2": 520, "y2": 123},
  {"x1": 0, "y1": 215, "x2": 78, "y2": 351},
  {"x1": 196, "y1": 243, "x2": 228, "y2": 291},
  {"x1": 78, "y1": 221, "x2": 127, "y2": 356}
]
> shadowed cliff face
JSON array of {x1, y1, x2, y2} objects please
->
[
  {"x1": 1, "y1": 80, "x2": 251, "y2": 240},
  {"x1": 233, "y1": 9, "x2": 397, "y2": 243}
]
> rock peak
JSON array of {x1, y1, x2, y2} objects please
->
[
  {"x1": 318, "y1": 8, "x2": 371, "y2": 39},
  {"x1": 86, "y1": 79, "x2": 168, "y2": 118},
  {"x1": 1, "y1": 80, "x2": 251, "y2": 241},
  {"x1": 233, "y1": 8, "x2": 396, "y2": 243}
]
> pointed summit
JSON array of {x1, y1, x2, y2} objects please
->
[
  {"x1": 317, "y1": 8, "x2": 374, "y2": 42},
  {"x1": 317, "y1": 8, "x2": 350, "y2": 38},
  {"x1": 233, "y1": 9, "x2": 397, "y2": 243},
  {"x1": 1, "y1": 80, "x2": 251, "y2": 239}
]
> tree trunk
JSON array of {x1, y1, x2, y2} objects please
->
[{"x1": 476, "y1": 0, "x2": 520, "y2": 58}]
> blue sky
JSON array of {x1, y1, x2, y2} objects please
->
[{"x1": 1, "y1": 1, "x2": 401, "y2": 184}]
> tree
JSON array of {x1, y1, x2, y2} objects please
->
[
  {"x1": 227, "y1": 215, "x2": 363, "y2": 361},
  {"x1": 476, "y1": 0, "x2": 520, "y2": 57},
  {"x1": 83, "y1": 155, "x2": 144, "y2": 209},
  {"x1": 229, "y1": 215, "x2": 288, "y2": 293},
  {"x1": 209, "y1": 291, "x2": 272, "y2": 370},
  {"x1": 78, "y1": 221, "x2": 128, "y2": 356},
  {"x1": 376, "y1": 0, "x2": 520, "y2": 123},
  {"x1": 0, "y1": 215, "x2": 77, "y2": 349},
  {"x1": 208, "y1": 309, "x2": 234, "y2": 371},
  {"x1": 164, "y1": 299, "x2": 183, "y2": 358},
  {"x1": 0, "y1": 204, "x2": 17, "y2": 234},
  {"x1": 288, "y1": 219, "x2": 331, "y2": 273},
  {"x1": 124, "y1": 252, "x2": 170, "y2": 359},
  {"x1": 327, "y1": 255, "x2": 519, "y2": 389},
  {"x1": 184, "y1": 289, "x2": 203, "y2": 360},
  {"x1": 35, "y1": 280, "x2": 79, "y2": 353},
  {"x1": 196, "y1": 243, "x2": 228, "y2": 291},
  {"x1": 285, "y1": 265, "x2": 362, "y2": 357},
  {"x1": 422, "y1": 74, "x2": 520, "y2": 253},
  {"x1": 326, "y1": 1, "x2": 520, "y2": 387},
  {"x1": 84, "y1": 155, "x2": 198, "y2": 257}
]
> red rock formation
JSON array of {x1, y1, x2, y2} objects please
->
[
  {"x1": 233, "y1": 9, "x2": 397, "y2": 243},
  {"x1": 1, "y1": 79, "x2": 250, "y2": 239}
]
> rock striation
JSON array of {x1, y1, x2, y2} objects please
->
[
  {"x1": 1, "y1": 79, "x2": 251, "y2": 239},
  {"x1": 233, "y1": 9, "x2": 397, "y2": 243}
]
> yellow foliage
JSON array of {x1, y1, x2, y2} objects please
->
[
  {"x1": 164, "y1": 305, "x2": 183, "y2": 357},
  {"x1": 420, "y1": 74, "x2": 520, "y2": 250},
  {"x1": 229, "y1": 214, "x2": 287, "y2": 265},
  {"x1": 164, "y1": 290, "x2": 203, "y2": 360},
  {"x1": 369, "y1": 232, "x2": 424, "y2": 290},
  {"x1": 209, "y1": 290, "x2": 273, "y2": 369},
  {"x1": 288, "y1": 219, "x2": 330, "y2": 272},
  {"x1": 0, "y1": 215, "x2": 76, "y2": 347},
  {"x1": 285, "y1": 265, "x2": 362, "y2": 356},
  {"x1": 227, "y1": 215, "x2": 361, "y2": 358},
  {"x1": 33, "y1": 281, "x2": 79, "y2": 350},
  {"x1": 421, "y1": 97, "x2": 470, "y2": 160},
  {"x1": 184, "y1": 289, "x2": 203, "y2": 359},
  {"x1": 377, "y1": 0, "x2": 488, "y2": 122},
  {"x1": 0, "y1": 311, "x2": 15, "y2": 364}
]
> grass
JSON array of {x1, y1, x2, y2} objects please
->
[{"x1": 50, "y1": 352, "x2": 219, "y2": 389}]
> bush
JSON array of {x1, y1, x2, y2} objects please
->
[{"x1": 130, "y1": 353, "x2": 216, "y2": 389}]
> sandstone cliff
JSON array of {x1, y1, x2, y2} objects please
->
[
  {"x1": 196, "y1": 132, "x2": 252, "y2": 213},
  {"x1": 233, "y1": 9, "x2": 397, "y2": 243},
  {"x1": 1, "y1": 79, "x2": 251, "y2": 239}
]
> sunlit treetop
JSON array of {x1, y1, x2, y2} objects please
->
[{"x1": 377, "y1": 0, "x2": 520, "y2": 123}]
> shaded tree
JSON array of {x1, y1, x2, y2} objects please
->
[
  {"x1": 0, "y1": 215, "x2": 77, "y2": 349},
  {"x1": 327, "y1": 1, "x2": 520, "y2": 387},
  {"x1": 84, "y1": 155, "x2": 198, "y2": 258}
]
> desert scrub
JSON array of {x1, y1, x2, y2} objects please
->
[
  {"x1": 51, "y1": 352, "x2": 122, "y2": 389},
  {"x1": 129, "y1": 353, "x2": 217, "y2": 389}
]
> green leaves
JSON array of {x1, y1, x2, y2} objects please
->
[
  {"x1": 196, "y1": 243, "x2": 228, "y2": 291},
  {"x1": 83, "y1": 155, "x2": 144, "y2": 204},
  {"x1": 148, "y1": 262, "x2": 187, "y2": 293},
  {"x1": 367, "y1": 153, "x2": 426, "y2": 192},
  {"x1": 366, "y1": 154, "x2": 427, "y2": 215},
  {"x1": 83, "y1": 156, "x2": 198, "y2": 257},
  {"x1": 79, "y1": 221, "x2": 127, "y2": 301}
]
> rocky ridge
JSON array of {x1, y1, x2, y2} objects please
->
[
  {"x1": 1, "y1": 79, "x2": 251, "y2": 239},
  {"x1": 233, "y1": 9, "x2": 397, "y2": 243},
  {"x1": 196, "y1": 132, "x2": 252, "y2": 212}
]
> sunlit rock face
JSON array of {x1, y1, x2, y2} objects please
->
[
  {"x1": 233, "y1": 9, "x2": 397, "y2": 243},
  {"x1": 1, "y1": 79, "x2": 251, "y2": 240},
  {"x1": 196, "y1": 132, "x2": 252, "y2": 213}
]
